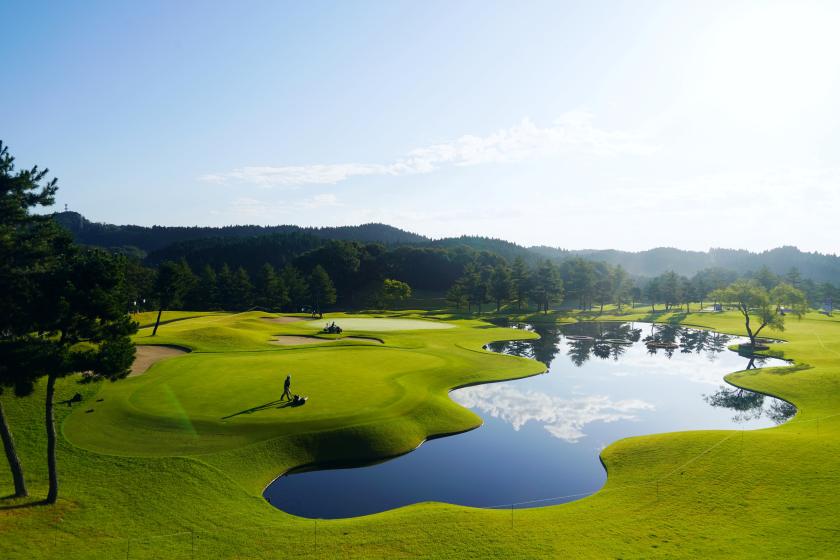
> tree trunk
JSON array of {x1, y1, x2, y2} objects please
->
[
  {"x1": 0, "y1": 399, "x2": 27, "y2": 497},
  {"x1": 45, "y1": 373, "x2": 58, "y2": 504},
  {"x1": 753, "y1": 322, "x2": 768, "y2": 343},
  {"x1": 496, "y1": 300, "x2": 501, "y2": 313},
  {"x1": 742, "y1": 304, "x2": 756, "y2": 347},
  {"x1": 151, "y1": 307, "x2": 164, "y2": 336}
]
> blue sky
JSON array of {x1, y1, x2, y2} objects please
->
[{"x1": 3, "y1": 0, "x2": 839, "y2": 252}]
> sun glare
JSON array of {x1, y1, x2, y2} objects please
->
[{"x1": 697, "y1": 2, "x2": 840, "y2": 128}]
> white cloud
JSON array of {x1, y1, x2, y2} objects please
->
[
  {"x1": 200, "y1": 164, "x2": 387, "y2": 187},
  {"x1": 451, "y1": 383, "x2": 654, "y2": 443},
  {"x1": 300, "y1": 193, "x2": 339, "y2": 209},
  {"x1": 200, "y1": 112, "x2": 657, "y2": 187},
  {"x1": 217, "y1": 193, "x2": 341, "y2": 221}
]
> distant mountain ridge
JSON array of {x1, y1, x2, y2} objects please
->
[
  {"x1": 533, "y1": 246, "x2": 840, "y2": 281},
  {"x1": 53, "y1": 211, "x2": 428, "y2": 253},
  {"x1": 53, "y1": 212, "x2": 840, "y2": 282}
]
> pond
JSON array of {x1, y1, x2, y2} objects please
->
[{"x1": 263, "y1": 322, "x2": 794, "y2": 519}]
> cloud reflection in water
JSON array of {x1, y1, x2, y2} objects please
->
[{"x1": 452, "y1": 383, "x2": 654, "y2": 443}]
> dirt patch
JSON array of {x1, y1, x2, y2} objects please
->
[
  {"x1": 261, "y1": 316, "x2": 308, "y2": 324},
  {"x1": 270, "y1": 336, "x2": 384, "y2": 346},
  {"x1": 130, "y1": 345, "x2": 190, "y2": 377}
]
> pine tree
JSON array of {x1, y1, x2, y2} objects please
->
[
  {"x1": 531, "y1": 260, "x2": 563, "y2": 314},
  {"x1": 281, "y1": 264, "x2": 309, "y2": 311},
  {"x1": 194, "y1": 265, "x2": 219, "y2": 310},
  {"x1": 34, "y1": 248, "x2": 138, "y2": 504},
  {"x1": 510, "y1": 257, "x2": 531, "y2": 311},
  {"x1": 489, "y1": 264, "x2": 514, "y2": 312},
  {"x1": 0, "y1": 141, "x2": 68, "y2": 498},
  {"x1": 309, "y1": 265, "x2": 336, "y2": 314},
  {"x1": 230, "y1": 267, "x2": 254, "y2": 309},
  {"x1": 446, "y1": 281, "x2": 468, "y2": 310},
  {"x1": 257, "y1": 263, "x2": 288, "y2": 311},
  {"x1": 151, "y1": 260, "x2": 195, "y2": 335}
]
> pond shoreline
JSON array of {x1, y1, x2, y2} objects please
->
[{"x1": 263, "y1": 320, "x2": 795, "y2": 518}]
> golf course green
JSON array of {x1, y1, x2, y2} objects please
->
[{"x1": 1, "y1": 309, "x2": 838, "y2": 558}]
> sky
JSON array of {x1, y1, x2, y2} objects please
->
[{"x1": 2, "y1": 0, "x2": 840, "y2": 253}]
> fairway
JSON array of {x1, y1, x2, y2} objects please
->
[
  {"x1": 2, "y1": 308, "x2": 839, "y2": 559},
  {"x1": 301, "y1": 317, "x2": 455, "y2": 331},
  {"x1": 65, "y1": 344, "x2": 450, "y2": 455},
  {"x1": 59, "y1": 312, "x2": 540, "y2": 462}
]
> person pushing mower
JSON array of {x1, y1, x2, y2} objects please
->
[{"x1": 282, "y1": 374, "x2": 292, "y2": 401}]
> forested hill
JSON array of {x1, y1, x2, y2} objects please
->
[
  {"x1": 53, "y1": 211, "x2": 428, "y2": 253},
  {"x1": 532, "y1": 246, "x2": 840, "y2": 283},
  {"x1": 54, "y1": 211, "x2": 840, "y2": 283},
  {"x1": 430, "y1": 236, "x2": 536, "y2": 264}
]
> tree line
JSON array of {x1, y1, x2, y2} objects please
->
[
  {"x1": 57, "y1": 209, "x2": 840, "y2": 286},
  {"x1": 441, "y1": 255, "x2": 833, "y2": 318},
  {"x1": 1, "y1": 142, "x2": 136, "y2": 503},
  {"x1": 128, "y1": 248, "x2": 839, "y2": 321},
  {"x1": 136, "y1": 259, "x2": 413, "y2": 333}
]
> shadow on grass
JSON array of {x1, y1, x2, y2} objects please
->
[
  {"x1": 665, "y1": 311, "x2": 688, "y2": 324},
  {"x1": 222, "y1": 399, "x2": 293, "y2": 419},
  {"x1": 638, "y1": 309, "x2": 671, "y2": 323},
  {"x1": 0, "y1": 496, "x2": 51, "y2": 510}
]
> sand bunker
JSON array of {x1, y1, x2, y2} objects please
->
[
  {"x1": 261, "y1": 316, "x2": 308, "y2": 324},
  {"x1": 130, "y1": 345, "x2": 190, "y2": 376},
  {"x1": 270, "y1": 336, "x2": 383, "y2": 346}
]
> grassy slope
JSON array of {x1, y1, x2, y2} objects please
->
[{"x1": 1, "y1": 309, "x2": 839, "y2": 558}]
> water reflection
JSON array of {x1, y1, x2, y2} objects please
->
[
  {"x1": 491, "y1": 322, "x2": 766, "y2": 365},
  {"x1": 266, "y1": 322, "x2": 795, "y2": 518},
  {"x1": 494, "y1": 323, "x2": 764, "y2": 367},
  {"x1": 704, "y1": 386, "x2": 796, "y2": 424},
  {"x1": 454, "y1": 383, "x2": 654, "y2": 443},
  {"x1": 488, "y1": 322, "x2": 787, "y2": 422}
]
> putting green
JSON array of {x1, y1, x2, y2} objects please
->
[
  {"x1": 61, "y1": 312, "x2": 536, "y2": 461},
  {"x1": 64, "y1": 346, "x2": 449, "y2": 455},
  {"x1": 301, "y1": 317, "x2": 455, "y2": 331}
]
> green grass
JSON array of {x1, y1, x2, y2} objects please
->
[
  {"x1": 132, "y1": 310, "x2": 229, "y2": 329},
  {"x1": 300, "y1": 317, "x2": 455, "y2": 331},
  {"x1": 1, "y1": 309, "x2": 839, "y2": 558}
]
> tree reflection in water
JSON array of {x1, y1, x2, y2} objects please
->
[
  {"x1": 491, "y1": 322, "x2": 746, "y2": 365},
  {"x1": 488, "y1": 321, "x2": 795, "y2": 424},
  {"x1": 486, "y1": 323, "x2": 563, "y2": 367},
  {"x1": 703, "y1": 386, "x2": 796, "y2": 424}
]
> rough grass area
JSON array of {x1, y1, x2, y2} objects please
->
[{"x1": 1, "y1": 309, "x2": 838, "y2": 559}]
